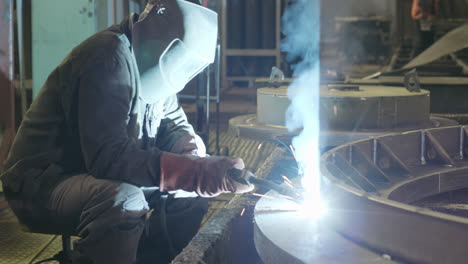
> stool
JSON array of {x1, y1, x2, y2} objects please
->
[
  {"x1": 34, "y1": 235, "x2": 71, "y2": 264},
  {"x1": 20, "y1": 225, "x2": 72, "y2": 264}
]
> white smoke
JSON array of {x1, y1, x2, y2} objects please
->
[{"x1": 282, "y1": 0, "x2": 324, "y2": 217}]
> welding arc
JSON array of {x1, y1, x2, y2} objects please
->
[{"x1": 227, "y1": 169, "x2": 302, "y2": 202}]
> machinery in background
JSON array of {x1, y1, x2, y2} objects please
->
[
  {"x1": 335, "y1": 16, "x2": 392, "y2": 64},
  {"x1": 179, "y1": 44, "x2": 223, "y2": 154},
  {"x1": 229, "y1": 77, "x2": 456, "y2": 151},
  {"x1": 356, "y1": 23, "x2": 468, "y2": 124}
]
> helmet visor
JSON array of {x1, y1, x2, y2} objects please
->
[{"x1": 159, "y1": 39, "x2": 210, "y2": 92}]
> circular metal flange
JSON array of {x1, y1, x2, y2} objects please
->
[
  {"x1": 321, "y1": 125, "x2": 468, "y2": 264},
  {"x1": 253, "y1": 188, "x2": 397, "y2": 264},
  {"x1": 256, "y1": 85, "x2": 432, "y2": 130}
]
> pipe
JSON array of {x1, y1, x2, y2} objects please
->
[
  {"x1": 205, "y1": 64, "x2": 210, "y2": 144},
  {"x1": 215, "y1": 44, "x2": 221, "y2": 155},
  {"x1": 17, "y1": 0, "x2": 28, "y2": 115}
]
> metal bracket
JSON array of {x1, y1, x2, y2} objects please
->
[
  {"x1": 268, "y1": 66, "x2": 285, "y2": 88},
  {"x1": 404, "y1": 69, "x2": 421, "y2": 92}
]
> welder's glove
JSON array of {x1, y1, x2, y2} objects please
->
[
  {"x1": 159, "y1": 152, "x2": 254, "y2": 198},
  {"x1": 170, "y1": 134, "x2": 207, "y2": 157}
]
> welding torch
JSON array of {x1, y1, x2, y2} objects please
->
[{"x1": 227, "y1": 169, "x2": 302, "y2": 201}]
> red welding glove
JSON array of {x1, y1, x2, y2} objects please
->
[
  {"x1": 170, "y1": 134, "x2": 207, "y2": 157},
  {"x1": 159, "y1": 152, "x2": 254, "y2": 198}
]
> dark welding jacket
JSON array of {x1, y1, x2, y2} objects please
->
[{"x1": 1, "y1": 15, "x2": 195, "y2": 201}]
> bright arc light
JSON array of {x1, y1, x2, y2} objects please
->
[
  {"x1": 297, "y1": 151, "x2": 328, "y2": 220},
  {"x1": 281, "y1": 0, "x2": 322, "y2": 221},
  {"x1": 300, "y1": 190, "x2": 328, "y2": 220}
]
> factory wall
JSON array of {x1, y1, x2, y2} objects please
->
[{"x1": 321, "y1": 0, "x2": 396, "y2": 42}]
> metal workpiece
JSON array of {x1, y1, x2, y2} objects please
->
[
  {"x1": 321, "y1": 125, "x2": 468, "y2": 264},
  {"x1": 230, "y1": 83, "x2": 456, "y2": 148},
  {"x1": 256, "y1": 86, "x2": 289, "y2": 126},
  {"x1": 349, "y1": 77, "x2": 468, "y2": 115},
  {"x1": 256, "y1": 85, "x2": 432, "y2": 130},
  {"x1": 253, "y1": 189, "x2": 397, "y2": 264},
  {"x1": 321, "y1": 85, "x2": 431, "y2": 130}
]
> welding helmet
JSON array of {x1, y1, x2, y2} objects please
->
[{"x1": 132, "y1": 0, "x2": 218, "y2": 103}]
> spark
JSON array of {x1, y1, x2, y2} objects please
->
[
  {"x1": 289, "y1": 145, "x2": 297, "y2": 159},
  {"x1": 283, "y1": 181, "x2": 294, "y2": 189},
  {"x1": 252, "y1": 193, "x2": 274, "y2": 199},
  {"x1": 278, "y1": 194, "x2": 294, "y2": 201},
  {"x1": 240, "y1": 208, "x2": 246, "y2": 216},
  {"x1": 281, "y1": 175, "x2": 294, "y2": 185}
]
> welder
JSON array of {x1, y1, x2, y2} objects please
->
[
  {"x1": 0, "y1": 0, "x2": 253, "y2": 263},
  {"x1": 411, "y1": 0, "x2": 440, "y2": 56}
]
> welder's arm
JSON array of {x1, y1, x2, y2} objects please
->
[
  {"x1": 160, "y1": 152, "x2": 254, "y2": 197},
  {"x1": 156, "y1": 95, "x2": 206, "y2": 156},
  {"x1": 78, "y1": 51, "x2": 161, "y2": 187},
  {"x1": 411, "y1": 0, "x2": 423, "y2": 20}
]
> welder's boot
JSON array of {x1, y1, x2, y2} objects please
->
[{"x1": 137, "y1": 194, "x2": 208, "y2": 264}]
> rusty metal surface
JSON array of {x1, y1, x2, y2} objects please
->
[
  {"x1": 321, "y1": 125, "x2": 468, "y2": 264},
  {"x1": 0, "y1": 0, "x2": 15, "y2": 168}
]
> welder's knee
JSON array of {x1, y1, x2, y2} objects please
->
[
  {"x1": 114, "y1": 183, "x2": 148, "y2": 212},
  {"x1": 102, "y1": 182, "x2": 149, "y2": 216},
  {"x1": 71, "y1": 181, "x2": 148, "y2": 264},
  {"x1": 81, "y1": 179, "x2": 150, "y2": 225}
]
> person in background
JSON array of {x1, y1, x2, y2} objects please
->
[{"x1": 411, "y1": 0, "x2": 440, "y2": 56}]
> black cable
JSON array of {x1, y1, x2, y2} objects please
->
[{"x1": 160, "y1": 195, "x2": 177, "y2": 258}]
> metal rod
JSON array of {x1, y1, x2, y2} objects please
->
[
  {"x1": 216, "y1": 44, "x2": 221, "y2": 103},
  {"x1": 460, "y1": 126, "x2": 465, "y2": 160},
  {"x1": 426, "y1": 131, "x2": 454, "y2": 165},
  {"x1": 378, "y1": 141, "x2": 411, "y2": 173},
  {"x1": 216, "y1": 102, "x2": 220, "y2": 155},
  {"x1": 178, "y1": 95, "x2": 218, "y2": 101},
  {"x1": 421, "y1": 130, "x2": 427, "y2": 165},
  {"x1": 17, "y1": 0, "x2": 28, "y2": 115},
  {"x1": 215, "y1": 44, "x2": 221, "y2": 155},
  {"x1": 205, "y1": 65, "x2": 210, "y2": 144},
  {"x1": 373, "y1": 138, "x2": 378, "y2": 164}
]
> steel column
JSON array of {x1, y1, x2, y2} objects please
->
[{"x1": 0, "y1": 0, "x2": 15, "y2": 168}]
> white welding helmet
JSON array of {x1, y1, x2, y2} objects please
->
[{"x1": 132, "y1": 0, "x2": 218, "y2": 103}]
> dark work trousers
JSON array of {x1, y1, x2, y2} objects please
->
[
  {"x1": 26, "y1": 174, "x2": 208, "y2": 264},
  {"x1": 413, "y1": 20, "x2": 435, "y2": 57}
]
